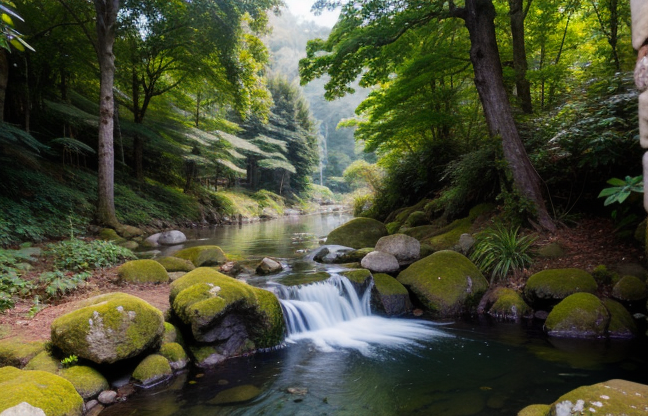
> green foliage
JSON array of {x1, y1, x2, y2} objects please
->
[
  {"x1": 38, "y1": 270, "x2": 91, "y2": 299},
  {"x1": 47, "y1": 239, "x2": 135, "y2": 272},
  {"x1": 0, "y1": 248, "x2": 35, "y2": 311},
  {"x1": 60, "y1": 355, "x2": 78, "y2": 368},
  {"x1": 598, "y1": 176, "x2": 643, "y2": 206},
  {"x1": 470, "y1": 225, "x2": 536, "y2": 282}
]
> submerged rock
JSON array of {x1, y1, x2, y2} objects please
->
[
  {"x1": 256, "y1": 258, "x2": 283, "y2": 275},
  {"x1": 209, "y1": 385, "x2": 261, "y2": 405},
  {"x1": 545, "y1": 293, "x2": 609, "y2": 338},
  {"x1": 325, "y1": 218, "x2": 388, "y2": 249}
]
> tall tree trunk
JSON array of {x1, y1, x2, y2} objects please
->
[
  {"x1": 463, "y1": 0, "x2": 555, "y2": 231},
  {"x1": 0, "y1": 50, "x2": 7, "y2": 121},
  {"x1": 94, "y1": 0, "x2": 120, "y2": 228},
  {"x1": 508, "y1": 0, "x2": 533, "y2": 113}
]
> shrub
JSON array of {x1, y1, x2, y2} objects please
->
[
  {"x1": 47, "y1": 238, "x2": 135, "y2": 271},
  {"x1": 38, "y1": 270, "x2": 91, "y2": 299},
  {"x1": 470, "y1": 224, "x2": 536, "y2": 282}
]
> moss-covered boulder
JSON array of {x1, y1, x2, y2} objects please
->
[
  {"x1": 173, "y1": 246, "x2": 226, "y2": 267},
  {"x1": 162, "y1": 322, "x2": 183, "y2": 345},
  {"x1": 325, "y1": 218, "x2": 388, "y2": 249},
  {"x1": 209, "y1": 385, "x2": 261, "y2": 405},
  {"x1": 516, "y1": 404, "x2": 550, "y2": 416},
  {"x1": 612, "y1": 275, "x2": 648, "y2": 301},
  {"x1": 404, "y1": 211, "x2": 428, "y2": 228},
  {"x1": 537, "y1": 243, "x2": 565, "y2": 258},
  {"x1": 51, "y1": 292, "x2": 164, "y2": 364},
  {"x1": 277, "y1": 272, "x2": 331, "y2": 286},
  {"x1": 603, "y1": 298, "x2": 637, "y2": 339},
  {"x1": 397, "y1": 250, "x2": 489, "y2": 317},
  {"x1": 371, "y1": 273, "x2": 412, "y2": 316},
  {"x1": 333, "y1": 248, "x2": 374, "y2": 264},
  {"x1": 545, "y1": 293, "x2": 609, "y2": 338},
  {"x1": 132, "y1": 354, "x2": 172, "y2": 386},
  {"x1": 156, "y1": 257, "x2": 195, "y2": 273},
  {"x1": 118, "y1": 260, "x2": 169, "y2": 284},
  {"x1": 0, "y1": 339, "x2": 44, "y2": 368},
  {"x1": 159, "y1": 342, "x2": 188, "y2": 370},
  {"x1": 374, "y1": 234, "x2": 420, "y2": 265},
  {"x1": 340, "y1": 269, "x2": 373, "y2": 296},
  {"x1": 24, "y1": 351, "x2": 59, "y2": 374},
  {"x1": 0, "y1": 367, "x2": 83, "y2": 416},
  {"x1": 170, "y1": 268, "x2": 284, "y2": 363},
  {"x1": 479, "y1": 288, "x2": 532, "y2": 320},
  {"x1": 424, "y1": 218, "x2": 472, "y2": 251},
  {"x1": 59, "y1": 366, "x2": 109, "y2": 400},
  {"x1": 98, "y1": 228, "x2": 124, "y2": 242},
  {"x1": 524, "y1": 268, "x2": 597, "y2": 306}
]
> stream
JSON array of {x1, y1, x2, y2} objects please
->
[{"x1": 104, "y1": 212, "x2": 648, "y2": 416}]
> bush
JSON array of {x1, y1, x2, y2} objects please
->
[
  {"x1": 47, "y1": 238, "x2": 135, "y2": 271},
  {"x1": 470, "y1": 224, "x2": 536, "y2": 282},
  {"x1": 38, "y1": 270, "x2": 91, "y2": 299}
]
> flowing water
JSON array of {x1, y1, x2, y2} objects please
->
[{"x1": 104, "y1": 213, "x2": 648, "y2": 416}]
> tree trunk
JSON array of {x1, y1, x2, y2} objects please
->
[
  {"x1": 94, "y1": 0, "x2": 120, "y2": 228},
  {"x1": 463, "y1": 0, "x2": 555, "y2": 231},
  {"x1": 508, "y1": 0, "x2": 532, "y2": 113},
  {"x1": 0, "y1": 50, "x2": 8, "y2": 121}
]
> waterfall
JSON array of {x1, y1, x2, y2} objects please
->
[{"x1": 273, "y1": 274, "x2": 451, "y2": 355}]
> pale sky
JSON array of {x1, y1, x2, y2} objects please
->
[{"x1": 283, "y1": 0, "x2": 340, "y2": 28}]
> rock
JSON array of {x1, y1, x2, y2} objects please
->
[
  {"x1": 159, "y1": 342, "x2": 188, "y2": 370},
  {"x1": 170, "y1": 268, "x2": 284, "y2": 361},
  {"x1": 163, "y1": 322, "x2": 183, "y2": 345},
  {"x1": 60, "y1": 366, "x2": 109, "y2": 400},
  {"x1": 116, "y1": 225, "x2": 143, "y2": 239},
  {"x1": 209, "y1": 385, "x2": 261, "y2": 405},
  {"x1": 0, "y1": 339, "x2": 44, "y2": 368},
  {"x1": 117, "y1": 259, "x2": 169, "y2": 284},
  {"x1": 311, "y1": 245, "x2": 354, "y2": 263},
  {"x1": 256, "y1": 258, "x2": 283, "y2": 275},
  {"x1": 156, "y1": 256, "x2": 195, "y2": 273},
  {"x1": 325, "y1": 218, "x2": 388, "y2": 249},
  {"x1": 143, "y1": 233, "x2": 162, "y2": 248},
  {"x1": 603, "y1": 298, "x2": 637, "y2": 338},
  {"x1": 479, "y1": 287, "x2": 533, "y2": 320},
  {"x1": 524, "y1": 268, "x2": 597, "y2": 307},
  {"x1": 612, "y1": 262, "x2": 647, "y2": 281},
  {"x1": 97, "y1": 390, "x2": 117, "y2": 405},
  {"x1": 168, "y1": 272, "x2": 186, "y2": 281},
  {"x1": 85, "y1": 400, "x2": 98, "y2": 411},
  {"x1": 98, "y1": 228, "x2": 123, "y2": 242},
  {"x1": 158, "y1": 230, "x2": 187, "y2": 245},
  {"x1": 419, "y1": 243, "x2": 435, "y2": 258},
  {"x1": 0, "y1": 367, "x2": 83, "y2": 416},
  {"x1": 371, "y1": 273, "x2": 413, "y2": 315},
  {"x1": 457, "y1": 233, "x2": 475, "y2": 255},
  {"x1": 334, "y1": 247, "x2": 374, "y2": 263},
  {"x1": 404, "y1": 211, "x2": 428, "y2": 227},
  {"x1": 516, "y1": 404, "x2": 551, "y2": 416},
  {"x1": 374, "y1": 234, "x2": 421, "y2": 264},
  {"x1": 24, "y1": 351, "x2": 59, "y2": 373},
  {"x1": 360, "y1": 251, "x2": 400, "y2": 273},
  {"x1": 0, "y1": 402, "x2": 46, "y2": 416},
  {"x1": 386, "y1": 221, "x2": 401, "y2": 235},
  {"x1": 340, "y1": 269, "x2": 373, "y2": 295},
  {"x1": 132, "y1": 354, "x2": 172, "y2": 386},
  {"x1": 426, "y1": 218, "x2": 473, "y2": 251},
  {"x1": 51, "y1": 292, "x2": 165, "y2": 364},
  {"x1": 278, "y1": 272, "x2": 331, "y2": 286},
  {"x1": 119, "y1": 241, "x2": 139, "y2": 250},
  {"x1": 534, "y1": 310, "x2": 549, "y2": 320},
  {"x1": 173, "y1": 245, "x2": 227, "y2": 267},
  {"x1": 85, "y1": 404, "x2": 103, "y2": 416},
  {"x1": 537, "y1": 242, "x2": 565, "y2": 258},
  {"x1": 545, "y1": 293, "x2": 610, "y2": 338},
  {"x1": 397, "y1": 250, "x2": 489, "y2": 317},
  {"x1": 612, "y1": 275, "x2": 648, "y2": 301}
]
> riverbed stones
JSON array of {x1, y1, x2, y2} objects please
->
[
  {"x1": 256, "y1": 258, "x2": 283, "y2": 275},
  {"x1": 156, "y1": 256, "x2": 195, "y2": 273},
  {"x1": 612, "y1": 275, "x2": 648, "y2": 301},
  {"x1": 545, "y1": 293, "x2": 610, "y2": 338},
  {"x1": 0, "y1": 367, "x2": 83, "y2": 416},
  {"x1": 374, "y1": 234, "x2": 420, "y2": 265},
  {"x1": 51, "y1": 292, "x2": 165, "y2": 364},
  {"x1": 97, "y1": 390, "x2": 117, "y2": 405},
  {"x1": 117, "y1": 259, "x2": 169, "y2": 284},
  {"x1": 173, "y1": 245, "x2": 227, "y2": 267},
  {"x1": 360, "y1": 251, "x2": 400, "y2": 273},
  {"x1": 325, "y1": 218, "x2": 388, "y2": 249},
  {"x1": 397, "y1": 250, "x2": 489, "y2": 317},
  {"x1": 524, "y1": 268, "x2": 597, "y2": 307},
  {"x1": 132, "y1": 354, "x2": 172, "y2": 386},
  {"x1": 158, "y1": 230, "x2": 187, "y2": 245},
  {"x1": 371, "y1": 273, "x2": 412, "y2": 315}
]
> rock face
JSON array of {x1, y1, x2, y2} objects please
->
[
  {"x1": 158, "y1": 230, "x2": 187, "y2": 245},
  {"x1": 479, "y1": 287, "x2": 532, "y2": 320},
  {"x1": 156, "y1": 256, "x2": 195, "y2": 273},
  {"x1": 545, "y1": 293, "x2": 609, "y2": 338},
  {"x1": 374, "y1": 234, "x2": 420, "y2": 265},
  {"x1": 132, "y1": 354, "x2": 172, "y2": 386},
  {"x1": 0, "y1": 367, "x2": 83, "y2": 416},
  {"x1": 371, "y1": 273, "x2": 413, "y2": 315},
  {"x1": 612, "y1": 275, "x2": 648, "y2": 301},
  {"x1": 360, "y1": 251, "x2": 400, "y2": 273},
  {"x1": 397, "y1": 250, "x2": 489, "y2": 317},
  {"x1": 117, "y1": 260, "x2": 169, "y2": 284},
  {"x1": 169, "y1": 268, "x2": 285, "y2": 366},
  {"x1": 51, "y1": 292, "x2": 165, "y2": 364},
  {"x1": 524, "y1": 268, "x2": 597, "y2": 306},
  {"x1": 325, "y1": 218, "x2": 388, "y2": 249},
  {"x1": 256, "y1": 258, "x2": 283, "y2": 275},
  {"x1": 173, "y1": 245, "x2": 227, "y2": 267}
]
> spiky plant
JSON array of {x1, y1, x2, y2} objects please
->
[{"x1": 470, "y1": 224, "x2": 536, "y2": 282}]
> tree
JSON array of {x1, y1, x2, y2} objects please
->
[
  {"x1": 302, "y1": 0, "x2": 555, "y2": 230},
  {"x1": 508, "y1": 0, "x2": 533, "y2": 113}
]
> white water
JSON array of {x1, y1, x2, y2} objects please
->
[{"x1": 274, "y1": 274, "x2": 451, "y2": 356}]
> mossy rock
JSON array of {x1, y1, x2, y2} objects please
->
[
  {"x1": 162, "y1": 322, "x2": 183, "y2": 345},
  {"x1": 340, "y1": 269, "x2": 372, "y2": 286},
  {"x1": 545, "y1": 293, "x2": 609, "y2": 338},
  {"x1": 209, "y1": 385, "x2": 261, "y2": 405},
  {"x1": 0, "y1": 367, "x2": 83, "y2": 416},
  {"x1": 484, "y1": 288, "x2": 532, "y2": 320},
  {"x1": 156, "y1": 256, "x2": 195, "y2": 273},
  {"x1": 98, "y1": 228, "x2": 124, "y2": 242},
  {"x1": 517, "y1": 404, "x2": 550, "y2": 416},
  {"x1": 24, "y1": 351, "x2": 59, "y2": 374},
  {"x1": 59, "y1": 366, "x2": 108, "y2": 400},
  {"x1": 325, "y1": 218, "x2": 388, "y2": 249},
  {"x1": 115, "y1": 224, "x2": 143, "y2": 239},
  {"x1": 0, "y1": 339, "x2": 44, "y2": 368},
  {"x1": 159, "y1": 343, "x2": 188, "y2": 370},
  {"x1": 612, "y1": 275, "x2": 648, "y2": 301},
  {"x1": 524, "y1": 269, "x2": 597, "y2": 306},
  {"x1": 51, "y1": 292, "x2": 164, "y2": 364},
  {"x1": 404, "y1": 211, "x2": 428, "y2": 228},
  {"x1": 277, "y1": 272, "x2": 331, "y2": 286},
  {"x1": 118, "y1": 259, "x2": 169, "y2": 284},
  {"x1": 119, "y1": 241, "x2": 139, "y2": 251},
  {"x1": 546, "y1": 379, "x2": 648, "y2": 415},
  {"x1": 613, "y1": 263, "x2": 647, "y2": 281},
  {"x1": 402, "y1": 225, "x2": 439, "y2": 242},
  {"x1": 386, "y1": 221, "x2": 401, "y2": 235},
  {"x1": 334, "y1": 248, "x2": 374, "y2": 264},
  {"x1": 603, "y1": 298, "x2": 637, "y2": 338},
  {"x1": 419, "y1": 243, "x2": 435, "y2": 258},
  {"x1": 537, "y1": 243, "x2": 565, "y2": 259},
  {"x1": 132, "y1": 354, "x2": 172, "y2": 386},
  {"x1": 591, "y1": 265, "x2": 618, "y2": 286},
  {"x1": 468, "y1": 203, "x2": 496, "y2": 221},
  {"x1": 371, "y1": 273, "x2": 412, "y2": 316},
  {"x1": 173, "y1": 246, "x2": 226, "y2": 267},
  {"x1": 397, "y1": 250, "x2": 489, "y2": 317},
  {"x1": 424, "y1": 217, "x2": 472, "y2": 251}
]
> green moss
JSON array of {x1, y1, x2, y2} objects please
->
[
  {"x1": 159, "y1": 343, "x2": 187, "y2": 363},
  {"x1": 524, "y1": 268, "x2": 597, "y2": 302},
  {"x1": 335, "y1": 248, "x2": 374, "y2": 263},
  {"x1": 325, "y1": 218, "x2": 388, "y2": 249},
  {"x1": 592, "y1": 265, "x2": 617, "y2": 285},
  {"x1": 156, "y1": 256, "x2": 195, "y2": 273},
  {"x1": 24, "y1": 351, "x2": 59, "y2": 373},
  {"x1": 402, "y1": 225, "x2": 439, "y2": 241},
  {"x1": 169, "y1": 267, "x2": 228, "y2": 302},
  {"x1": 537, "y1": 243, "x2": 565, "y2": 259},
  {"x1": 209, "y1": 385, "x2": 261, "y2": 405},
  {"x1": 545, "y1": 293, "x2": 609, "y2": 338},
  {"x1": 517, "y1": 404, "x2": 550, "y2": 416},
  {"x1": 173, "y1": 245, "x2": 226, "y2": 267},
  {"x1": 397, "y1": 250, "x2": 489, "y2": 316},
  {"x1": 0, "y1": 367, "x2": 83, "y2": 416},
  {"x1": 118, "y1": 259, "x2": 169, "y2": 284},
  {"x1": 340, "y1": 269, "x2": 372, "y2": 285},
  {"x1": 277, "y1": 272, "x2": 331, "y2": 286},
  {"x1": 163, "y1": 322, "x2": 182, "y2": 345},
  {"x1": 190, "y1": 345, "x2": 219, "y2": 365},
  {"x1": 419, "y1": 243, "x2": 435, "y2": 258},
  {"x1": 51, "y1": 292, "x2": 164, "y2": 364},
  {"x1": 550, "y1": 379, "x2": 648, "y2": 415},
  {"x1": 468, "y1": 203, "x2": 496, "y2": 221},
  {"x1": 373, "y1": 273, "x2": 408, "y2": 296},
  {"x1": 404, "y1": 211, "x2": 428, "y2": 227},
  {"x1": 59, "y1": 365, "x2": 109, "y2": 399},
  {"x1": 612, "y1": 275, "x2": 648, "y2": 301},
  {"x1": 488, "y1": 288, "x2": 532, "y2": 319},
  {"x1": 132, "y1": 354, "x2": 172, "y2": 385},
  {"x1": 0, "y1": 339, "x2": 44, "y2": 368},
  {"x1": 252, "y1": 288, "x2": 285, "y2": 348},
  {"x1": 386, "y1": 221, "x2": 401, "y2": 235},
  {"x1": 425, "y1": 217, "x2": 472, "y2": 251},
  {"x1": 98, "y1": 228, "x2": 123, "y2": 242},
  {"x1": 603, "y1": 298, "x2": 637, "y2": 338}
]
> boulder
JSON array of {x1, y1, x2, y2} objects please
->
[
  {"x1": 116, "y1": 225, "x2": 143, "y2": 239},
  {"x1": 98, "y1": 228, "x2": 123, "y2": 242},
  {"x1": 404, "y1": 211, "x2": 428, "y2": 227},
  {"x1": 162, "y1": 322, "x2": 183, "y2": 345},
  {"x1": 425, "y1": 218, "x2": 472, "y2": 251},
  {"x1": 360, "y1": 251, "x2": 400, "y2": 273},
  {"x1": 612, "y1": 275, "x2": 648, "y2": 301},
  {"x1": 51, "y1": 292, "x2": 165, "y2": 364},
  {"x1": 325, "y1": 218, "x2": 388, "y2": 249},
  {"x1": 159, "y1": 342, "x2": 188, "y2": 370},
  {"x1": 516, "y1": 404, "x2": 551, "y2": 416},
  {"x1": 158, "y1": 230, "x2": 187, "y2": 245},
  {"x1": 371, "y1": 273, "x2": 412, "y2": 316},
  {"x1": 311, "y1": 245, "x2": 354, "y2": 263},
  {"x1": 209, "y1": 385, "x2": 261, "y2": 405},
  {"x1": 524, "y1": 268, "x2": 597, "y2": 306},
  {"x1": 156, "y1": 256, "x2": 195, "y2": 273},
  {"x1": 0, "y1": 402, "x2": 46, "y2": 416},
  {"x1": 339, "y1": 269, "x2": 373, "y2": 295},
  {"x1": 24, "y1": 351, "x2": 59, "y2": 373},
  {"x1": 334, "y1": 247, "x2": 374, "y2": 264},
  {"x1": 173, "y1": 245, "x2": 226, "y2": 267},
  {"x1": 374, "y1": 234, "x2": 420, "y2": 264},
  {"x1": 0, "y1": 339, "x2": 44, "y2": 368},
  {"x1": 143, "y1": 233, "x2": 161, "y2": 248},
  {"x1": 603, "y1": 298, "x2": 637, "y2": 338},
  {"x1": 256, "y1": 258, "x2": 283, "y2": 275},
  {"x1": 0, "y1": 367, "x2": 83, "y2": 416},
  {"x1": 59, "y1": 366, "x2": 109, "y2": 400},
  {"x1": 479, "y1": 287, "x2": 533, "y2": 320},
  {"x1": 397, "y1": 250, "x2": 489, "y2": 317},
  {"x1": 118, "y1": 241, "x2": 139, "y2": 251},
  {"x1": 612, "y1": 262, "x2": 647, "y2": 281},
  {"x1": 132, "y1": 354, "x2": 172, "y2": 386},
  {"x1": 118, "y1": 259, "x2": 169, "y2": 284},
  {"x1": 457, "y1": 233, "x2": 475, "y2": 255},
  {"x1": 537, "y1": 242, "x2": 565, "y2": 258},
  {"x1": 545, "y1": 293, "x2": 609, "y2": 338}
]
